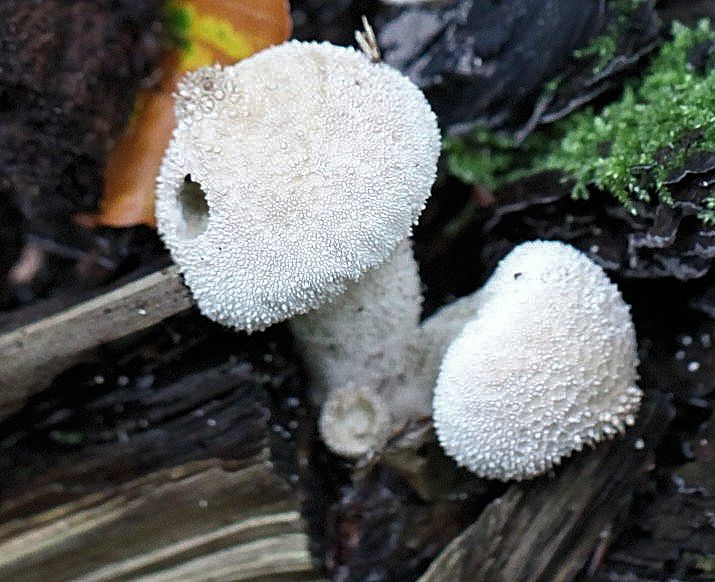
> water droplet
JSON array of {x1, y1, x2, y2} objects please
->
[{"x1": 687, "y1": 361, "x2": 700, "y2": 372}]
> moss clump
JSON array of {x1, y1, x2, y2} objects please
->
[
  {"x1": 444, "y1": 129, "x2": 549, "y2": 190},
  {"x1": 572, "y1": 0, "x2": 646, "y2": 74},
  {"x1": 446, "y1": 20, "x2": 715, "y2": 218},
  {"x1": 546, "y1": 20, "x2": 715, "y2": 210}
]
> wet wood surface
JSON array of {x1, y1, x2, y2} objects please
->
[{"x1": 0, "y1": 267, "x2": 190, "y2": 419}]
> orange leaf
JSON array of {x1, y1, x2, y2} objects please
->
[{"x1": 83, "y1": 0, "x2": 292, "y2": 228}]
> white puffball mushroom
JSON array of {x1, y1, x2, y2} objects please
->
[
  {"x1": 433, "y1": 240, "x2": 642, "y2": 482},
  {"x1": 156, "y1": 40, "x2": 440, "y2": 333},
  {"x1": 319, "y1": 384, "x2": 392, "y2": 459}
]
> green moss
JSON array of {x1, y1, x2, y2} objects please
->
[
  {"x1": 444, "y1": 128, "x2": 554, "y2": 191},
  {"x1": 49, "y1": 430, "x2": 85, "y2": 446},
  {"x1": 445, "y1": 20, "x2": 715, "y2": 219},
  {"x1": 573, "y1": 35, "x2": 617, "y2": 74},
  {"x1": 573, "y1": 0, "x2": 646, "y2": 75},
  {"x1": 542, "y1": 20, "x2": 715, "y2": 213}
]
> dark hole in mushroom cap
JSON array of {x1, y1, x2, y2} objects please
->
[{"x1": 177, "y1": 174, "x2": 209, "y2": 239}]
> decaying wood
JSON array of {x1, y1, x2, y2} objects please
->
[
  {"x1": 592, "y1": 414, "x2": 715, "y2": 580},
  {"x1": 0, "y1": 266, "x2": 189, "y2": 419},
  {"x1": 0, "y1": 314, "x2": 322, "y2": 580},
  {"x1": 418, "y1": 397, "x2": 672, "y2": 582},
  {"x1": 0, "y1": 461, "x2": 320, "y2": 581}
]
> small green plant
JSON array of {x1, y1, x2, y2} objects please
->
[
  {"x1": 444, "y1": 129, "x2": 547, "y2": 190},
  {"x1": 545, "y1": 20, "x2": 715, "y2": 212},
  {"x1": 572, "y1": 0, "x2": 649, "y2": 74},
  {"x1": 445, "y1": 20, "x2": 715, "y2": 219}
]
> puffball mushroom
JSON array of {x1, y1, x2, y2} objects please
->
[
  {"x1": 156, "y1": 40, "x2": 440, "y2": 333},
  {"x1": 155, "y1": 39, "x2": 441, "y2": 457},
  {"x1": 433, "y1": 241, "x2": 642, "y2": 482}
]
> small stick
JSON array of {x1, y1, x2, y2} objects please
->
[
  {"x1": 355, "y1": 16, "x2": 381, "y2": 62},
  {"x1": 0, "y1": 266, "x2": 192, "y2": 420}
]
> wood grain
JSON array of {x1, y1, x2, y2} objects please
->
[{"x1": 0, "y1": 267, "x2": 191, "y2": 419}]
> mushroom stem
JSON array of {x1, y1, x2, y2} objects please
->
[
  {"x1": 411, "y1": 289, "x2": 486, "y2": 403},
  {"x1": 289, "y1": 240, "x2": 424, "y2": 408},
  {"x1": 319, "y1": 384, "x2": 392, "y2": 459},
  {"x1": 294, "y1": 250, "x2": 490, "y2": 458}
]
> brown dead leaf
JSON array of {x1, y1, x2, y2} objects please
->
[{"x1": 81, "y1": 0, "x2": 292, "y2": 228}]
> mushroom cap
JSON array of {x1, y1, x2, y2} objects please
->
[
  {"x1": 156, "y1": 41, "x2": 440, "y2": 332},
  {"x1": 433, "y1": 241, "x2": 642, "y2": 481},
  {"x1": 319, "y1": 384, "x2": 392, "y2": 458}
]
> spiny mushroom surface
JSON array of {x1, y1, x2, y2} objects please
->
[
  {"x1": 156, "y1": 40, "x2": 440, "y2": 332},
  {"x1": 433, "y1": 240, "x2": 642, "y2": 481}
]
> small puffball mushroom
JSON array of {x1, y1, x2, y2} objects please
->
[
  {"x1": 319, "y1": 384, "x2": 392, "y2": 458},
  {"x1": 156, "y1": 40, "x2": 440, "y2": 333},
  {"x1": 433, "y1": 240, "x2": 642, "y2": 481},
  {"x1": 292, "y1": 240, "x2": 423, "y2": 406}
]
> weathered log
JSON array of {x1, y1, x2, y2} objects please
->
[
  {"x1": 0, "y1": 462, "x2": 319, "y2": 581},
  {"x1": 0, "y1": 267, "x2": 189, "y2": 419},
  {"x1": 0, "y1": 312, "x2": 323, "y2": 580},
  {"x1": 418, "y1": 396, "x2": 672, "y2": 582}
]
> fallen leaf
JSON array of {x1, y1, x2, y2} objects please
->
[{"x1": 82, "y1": 0, "x2": 291, "y2": 228}]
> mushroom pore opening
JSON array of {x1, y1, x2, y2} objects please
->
[{"x1": 177, "y1": 174, "x2": 209, "y2": 238}]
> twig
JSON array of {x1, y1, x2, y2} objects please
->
[{"x1": 355, "y1": 16, "x2": 381, "y2": 63}]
